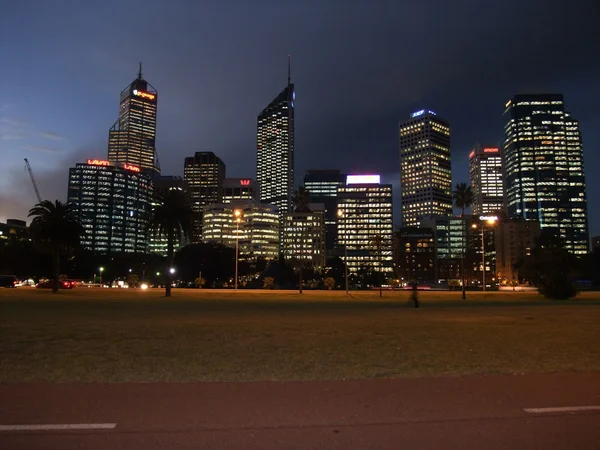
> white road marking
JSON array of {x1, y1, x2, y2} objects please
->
[
  {"x1": 524, "y1": 406, "x2": 600, "y2": 414},
  {"x1": 0, "y1": 423, "x2": 117, "y2": 431}
]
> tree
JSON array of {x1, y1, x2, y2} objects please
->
[
  {"x1": 174, "y1": 243, "x2": 235, "y2": 286},
  {"x1": 292, "y1": 186, "x2": 311, "y2": 213},
  {"x1": 194, "y1": 276, "x2": 206, "y2": 288},
  {"x1": 28, "y1": 200, "x2": 84, "y2": 293},
  {"x1": 127, "y1": 273, "x2": 140, "y2": 288},
  {"x1": 263, "y1": 277, "x2": 275, "y2": 289},
  {"x1": 519, "y1": 232, "x2": 577, "y2": 299},
  {"x1": 324, "y1": 277, "x2": 335, "y2": 290},
  {"x1": 148, "y1": 190, "x2": 195, "y2": 297},
  {"x1": 453, "y1": 182, "x2": 474, "y2": 300},
  {"x1": 453, "y1": 183, "x2": 474, "y2": 217}
]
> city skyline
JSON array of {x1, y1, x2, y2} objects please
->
[{"x1": 1, "y1": 2, "x2": 599, "y2": 237}]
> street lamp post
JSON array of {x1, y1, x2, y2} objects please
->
[
  {"x1": 337, "y1": 210, "x2": 349, "y2": 294},
  {"x1": 99, "y1": 267, "x2": 104, "y2": 284},
  {"x1": 472, "y1": 217, "x2": 497, "y2": 291},
  {"x1": 234, "y1": 209, "x2": 242, "y2": 291}
]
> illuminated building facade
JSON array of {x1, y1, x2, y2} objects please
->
[
  {"x1": 394, "y1": 227, "x2": 435, "y2": 282},
  {"x1": 399, "y1": 110, "x2": 452, "y2": 227},
  {"x1": 495, "y1": 219, "x2": 541, "y2": 283},
  {"x1": 281, "y1": 206, "x2": 326, "y2": 270},
  {"x1": 303, "y1": 170, "x2": 346, "y2": 255},
  {"x1": 184, "y1": 152, "x2": 226, "y2": 242},
  {"x1": 257, "y1": 66, "x2": 295, "y2": 219},
  {"x1": 337, "y1": 175, "x2": 393, "y2": 273},
  {"x1": 148, "y1": 176, "x2": 190, "y2": 256},
  {"x1": 108, "y1": 65, "x2": 159, "y2": 175},
  {"x1": 202, "y1": 200, "x2": 279, "y2": 260},
  {"x1": 504, "y1": 94, "x2": 589, "y2": 254},
  {"x1": 0, "y1": 219, "x2": 28, "y2": 243},
  {"x1": 222, "y1": 178, "x2": 258, "y2": 203},
  {"x1": 469, "y1": 145, "x2": 505, "y2": 215},
  {"x1": 420, "y1": 215, "x2": 466, "y2": 280},
  {"x1": 67, "y1": 159, "x2": 153, "y2": 253}
]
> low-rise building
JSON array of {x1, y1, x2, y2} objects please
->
[
  {"x1": 495, "y1": 219, "x2": 541, "y2": 283},
  {"x1": 394, "y1": 227, "x2": 435, "y2": 282},
  {"x1": 281, "y1": 204, "x2": 326, "y2": 270}
]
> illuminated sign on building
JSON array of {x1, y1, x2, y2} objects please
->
[
  {"x1": 479, "y1": 215, "x2": 499, "y2": 222},
  {"x1": 87, "y1": 159, "x2": 110, "y2": 166},
  {"x1": 411, "y1": 109, "x2": 437, "y2": 118},
  {"x1": 124, "y1": 164, "x2": 140, "y2": 172},
  {"x1": 346, "y1": 175, "x2": 381, "y2": 185},
  {"x1": 469, "y1": 150, "x2": 476, "y2": 159},
  {"x1": 483, "y1": 148, "x2": 499, "y2": 153},
  {"x1": 133, "y1": 89, "x2": 156, "y2": 100},
  {"x1": 240, "y1": 179, "x2": 251, "y2": 186}
]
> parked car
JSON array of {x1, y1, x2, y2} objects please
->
[
  {"x1": 36, "y1": 280, "x2": 73, "y2": 289},
  {"x1": 0, "y1": 275, "x2": 17, "y2": 288}
]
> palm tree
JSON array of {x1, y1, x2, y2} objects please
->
[
  {"x1": 148, "y1": 189, "x2": 195, "y2": 297},
  {"x1": 28, "y1": 200, "x2": 84, "y2": 293},
  {"x1": 292, "y1": 186, "x2": 311, "y2": 213},
  {"x1": 453, "y1": 183, "x2": 474, "y2": 300},
  {"x1": 453, "y1": 182, "x2": 474, "y2": 217}
]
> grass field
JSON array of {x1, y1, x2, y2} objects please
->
[{"x1": 1, "y1": 288, "x2": 600, "y2": 382}]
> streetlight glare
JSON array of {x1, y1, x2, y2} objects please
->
[{"x1": 169, "y1": 268, "x2": 175, "y2": 274}]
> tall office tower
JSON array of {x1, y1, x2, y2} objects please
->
[
  {"x1": 67, "y1": 159, "x2": 153, "y2": 253},
  {"x1": 108, "y1": 64, "x2": 159, "y2": 175},
  {"x1": 257, "y1": 59, "x2": 295, "y2": 219},
  {"x1": 222, "y1": 178, "x2": 259, "y2": 204},
  {"x1": 184, "y1": 152, "x2": 226, "y2": 242},
  {"x1": 469, "y1": 145, "x2": 505, "y2": 215},
  {"x1": 399, "y1": 110, "x2": 452, "y2": 227},
  {"x1": 303, "y1": 169, "x2": 347, "y2": 255},
  {"x1": 337, "y1": 175, "x2": 393, "y2": 273},
  {"x1": 202, "y1": 200, "x2": 280, "y2": 260},
  {"x1": 504, "y1": 94, "x2": 589, "y2": 254},
  {"x1": 281, "y1": 205, "x2": 326, "y2": 270}
]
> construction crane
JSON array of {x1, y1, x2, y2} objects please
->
[{"x1": 24, "y1": 158, "x2": 42, "y2": 203}]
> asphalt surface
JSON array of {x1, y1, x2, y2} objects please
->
[{"x1": 1, "y1": 372, "x2": 600, "y2": 449}]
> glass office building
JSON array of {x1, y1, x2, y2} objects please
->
[
  {"x1": 67, "y1": 159, "x2": 153, "y2": 253},
  {"x1": 337, "y1": 175, "x2": 393, "y2": 273},
  {"x1": 281, "y1": 208, "x2": 326, "y2": 270},
  {"x1": 469, "y1": 145, "x2": 505, "y2": 215},
  {"x1": 108, "y1": 65, "x2": 159, "y2": 175},
  {"x1": 399, "y1": 110, "x2": 452, "y2": 226},
  {"x1": 504, "y1": 94, "x2": 589, "y2": 254}
]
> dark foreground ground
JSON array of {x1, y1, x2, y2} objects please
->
[
  {"x1": 1, "y1": 372, "x2": 600, "y2": 449},
  {"x1": 2, "y1": 288, "x2": 600, "y2": 381}
]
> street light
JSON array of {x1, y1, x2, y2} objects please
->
[
  {"x1": 169, "y1": 268, "x2": 175, "y2": 274},
  {"x1": 337, "y1": 209, "x2": 349, "y2": 294},
  {"x1": 472, "y1": 217, "x2": 497, "y2": 291},
  {"x1": 233, "y1": 209, "x2": 243, "y2": 290},
  {"x1": 99, "y1": 267, "x2": 104, "y2": 284}
]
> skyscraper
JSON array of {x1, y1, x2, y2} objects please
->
[
  {"x1": 399, "y1": 110, "x2": 452, "y2": 227},
  {"x1": 108, "y1": 64, "x2": 159, "y2": 174},
  {"x1": 303, "y1": 169, "x2": 347, "y2": 255},
  {"x1": 67, "y1": 159, "x2": 153, "y2": 253},
  {"x1": 337, "y1": 175, "x2": 393, "y2": 274},
  {"x1": 222, "y1": 178, "x2": 259, "y2": 203},
  {"x1": 184, "y1": 151, "x2": 226, "y2": 242},
  {"x1": 503, "y1": 94, "x2": 589, "y2": 254},
  {"x1": 469, "y1": 145, "x2": 504, "y2": 215},
  {"x1": 257, "y1": 59, "x2": 295, "y2": 218}
]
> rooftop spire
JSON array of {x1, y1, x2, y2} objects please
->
[
  {"x1": 137, "y1": 62, "x2": 143, "y2": 80},
  {"x1": 287, "y1": 54, "x2": 291, "y2": 85}
]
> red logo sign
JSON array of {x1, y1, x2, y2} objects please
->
[
  {"x1": 483, "y1": 148, "x2": 499, "y2": 153},
  {"x1": 469, "y1": 150, "x2": 475, "y2": 159},
  {"x1": 87, "y1": 159, "x2": 110, "y2": 166},
  {"x1": 133, "y1": 89, "x2": 156, "y2": 100},
  {"x1": 124, "y1": 164, "x2": 140, "y2": 172},
  {"x1": 240, "y1": 179, "x2": 251, "y2": 186}
]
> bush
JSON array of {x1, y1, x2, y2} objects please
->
[
  {"x1": 263, "y1": 277, "x2": 275, "y2": 289},
  {"x1": 324, "y1": 277, "x2": 335, "y2": 290}
]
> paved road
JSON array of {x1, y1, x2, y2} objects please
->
[{"x1": 1, "y1": 372, "x2": 600, "y2": 449}]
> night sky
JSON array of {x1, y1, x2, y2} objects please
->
[{"x1": 1, "y1": 1, "x2": 599, "y2": 236}]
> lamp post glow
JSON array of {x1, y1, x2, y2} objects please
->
[
  {"x1": 337, "y1": 209, "x2": 349, "y2": 294},
  {"x1": 234, "y1": 209, "x2": 243, "y2": 290},
  {"x1": 99, "y1": 267, "x2": 104, "y2": 284},
  {"x1": 472, "y1": 217, "x2": 497, "y2": 291}
]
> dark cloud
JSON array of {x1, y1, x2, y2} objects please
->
[
  {"x1": 1, "y1": 0, "x2": 599, "y2": 235},
  {"x1": 40, "y1": 131, "x2": 65, "y2": 141}
]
